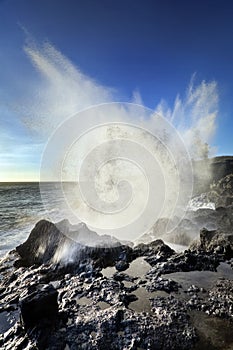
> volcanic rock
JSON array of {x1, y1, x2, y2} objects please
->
[
  {"x1": 197, "y1": 227, "x2": 233, "y2": 259},
  {"x1": 1, "y1": 215, "x2": 233, "y2": 349},
  {"x1": 134, "y1": 239, "x2": 175, "y2": 262},
  {"x1": 146, "y1": 276, "x2": 180, "y2": 293},
  {"x1": 19, "y1": 284, "x2": 58, "y2": 330},
  {"x1": 16, "y1": 220, "x2": 68, "y2": 266},
  {"x1": 115, "y1": 260, "x2": 129, "y2": 271},
  {"x1": 192, "y1": 156, "x2": 233, "y2": 195},
  {"x1": 15, "y1": 220, "x2": 133, "y2": 270}
]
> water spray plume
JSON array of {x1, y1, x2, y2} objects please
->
[{"x1": 18, "y1": 40, "x2": 219, "y2": 243}]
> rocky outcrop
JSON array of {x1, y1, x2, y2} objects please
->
[
  {"x1": 192, "y1": 156, "x2": 233, "y2": 195},
  {"x1": 56, "y1": 219, "x2": 132, "y2": 247},
  {"x1": 134, "y1": 239, "x2": 175, "y2": 266},
  {"x1": 16, "y1": 220, "x2": 74, "y2": 266},
  {"x1": 191, "y1": 227, "x2": 233, "y2": 259},
  {"x1": 15, "y1": 220, "x2": 133, "y2": 270},
  {"x1": 136, "y1": 203, "x2": 233, "y2": 247},
  {"x1": 20, "y1": 284, "x2": 58, "y2": 330},
  {"x1": 0, "y1": 219, "x2": 233, "y2": 349},
  {"x1": 147, "y1": 249, "x2": 220, "y2": 276},
  {"x1": 0, "y1": 252, "x2": 197, "y2": 350},
  {"x1": 208, "y1": 174, "x2": 233, "y2": 207}
]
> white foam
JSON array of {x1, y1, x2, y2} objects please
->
[{"x1": 188, "y1": 193, "x2": 215, "y2": 211}]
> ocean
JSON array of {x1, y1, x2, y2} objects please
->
[
  {"x1": 0, "y1": 182, "x2": 70, "y2": 258},
  {"x1": 0, "y1": 182, "x2": 210, "y2": 258}
]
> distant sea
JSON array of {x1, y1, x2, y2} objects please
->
[
  {"x1": 0, "y1": 182, "x2": 209, "y2": 258},
  {"x1": 0, "y1": 182, "x2": 69, "y2": 258}
]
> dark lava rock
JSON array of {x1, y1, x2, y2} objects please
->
[
  {"x1": 134, "y1": 239, "x2": 175, "y2": 263},
  {"x1": 114, "y1": 251, "x2": 130, "y2": 272},
  {"x1": 199, "y1": 227, "x2": 219, "y2": 248},
  {"x1": 115, "y1": 260, "x2": 129, "y2": 271},
  {"x1": 148, "y1": 296, "x2": 197, "y2": 349},
  {"x1": 194, "y1": 227, "x2": 233, "y2": 259},
  {"x1": 119, "y1": 293, "x2": 138, "y2": 306},
  {"x1": 90, "y1": 245, "x2": 133, "y2": 270},
  {"x1": 192, "y1": 156, "x2": 233, "y2": 195},
  {"x1": 186, "y1": 285, "x2": 200, "y2": 294},
  {"x1": 1, "y1": 214, "x2": 233, "y2": 349},
  {"x1": 146, "y1": 276, "x2": 180, "y2": 293},
  {"x1": 19, "y1": 284, "x2": 58, "y2": 330},
  {"x1": 209, "y1": 174, "x2": 233, "y2": 207},
  {"x1": 48, "y1": 299, "x2": 196, "y2": 350},
  {"x1": 15, "y1": 220, "x2": 133, "y2": 271},
  {"x1": 15, "y1": 220, "x2": 76, "y2": 266},
  {"x1": 147, "y1": 249, "x2": 220, "y2": 277},
  {"x1": 186, "y1": 279, "x2": 233, "y2": 321},
  {"x1": 112, "y1": 272, "x2": 135, "y2": 282},
  {"x1": 57, "y1": 220, "x2": 133, "y2": 248}
]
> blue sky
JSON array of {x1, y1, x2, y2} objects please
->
[{"x1": 0, "y1": 0, "x2": 233, "y2": 181}]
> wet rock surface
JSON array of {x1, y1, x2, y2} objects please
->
[
  {"x1": 194, "y1": 227, "x2": 233, "y2": 259},
  {"x1": 137, "y1": 159, "x2": 233, "y2": 247},
  {"x1": 19, "y1": 284, "x2": 58, "y2": 330},
  {"x1": 137, "y1": 204, "x2": 233, "y2": 247},
  {"x1": 186, "y1": 278, "x2": 233, "y2": 320},
  {"x1": 192, "y1": 156, "x2": 233, "y2": 195},
  {"x1": 15, "y1": 220, "x2": 133, "y2": 269},
  {"x1": 0, "y1": 219, "x2": 233, "y2": 349},
  {"x1": 134, "y1": 239, "x2": 175, "y2": 266}
]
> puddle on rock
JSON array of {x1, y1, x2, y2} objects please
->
[
  {"x1": 76, "y1": 296, "x2": 92, "y2": 306},
  {"x1": 163, "y1": 262, "x2": 233, "y2": 291},
  {"x1": 191, "y1": 310, "x2": 233, "y2": 350},
  {"x1": 129, "y1": 287, "x2": 168, "y2": 313},
  {"x1": 124, "y1": 257, "x2": 151, "y2": 278},
  {"x1": 96, "y1": 301, "x2": 110, "y2": 310},
  {"x1": 101, "y1": 266, "x2": 115, "y2": 278},
  {"x1": 0, "y1": 310, "x2": 19, "y2": 334},
  {"x1": 102, "y1": 257, "x2": 151, "y2": 279},
  {"x1": 123, "y1": 281, "x2": 135, "y2": 288}
]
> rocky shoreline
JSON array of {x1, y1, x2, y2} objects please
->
[{"x1": 0, "y1": 214, "x2": 232, "y2": 349}]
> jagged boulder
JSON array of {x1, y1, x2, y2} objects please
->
[
  {"x1": 133, "y1": 239, "x2": 175, "y2": 266},
  {"x1": 19, "y1": 284, "x2": 58, "y2": 330},
  {"x1": 15, "y1": 220, "x2": 133, "y2": 270},
  {"x1": 191, "y1": 227, "x2": 233, "y2": 259},
  {"x1": 211, "y1": 174, "x2": 233, "y2": 197},
  {"x1": 192, "y1": 156, "x2": 233, "y2": 195},
  {"x1": 15, "y1": 220, "x2": 80, "y2": 266}
]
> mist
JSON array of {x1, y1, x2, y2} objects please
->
[
  {"x1": 23, "y1": 41, "x2": 113, "y2": 137},
  {"x1": 22, "y1": 42, "x2": 218, "y2": 159},
  {"x1": 155, "y1": 75, "x2": 218, "y2": 159},
  {"x1": 18, "y1": 41, "x2": 219, "y2": 244}
]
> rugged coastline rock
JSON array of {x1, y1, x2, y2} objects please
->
[
  {"x1": 190, "y1": 227, "x2": 233, "y2": 259},
  {"x1": 15, "y1": 219, "x2": 133, "y2": 270},
  {"x1": 192, "y1": 155, "x2": 233, "y2": 195},
  {"x1": 136, "y1": 203, "x2": 233, "y2": 247},
  {"x1": 136, "y1": 156, "x2": 233, "y2": 247},
  {"x1": 0, "y1": 218, "x2": 233, "y2": 349}
]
